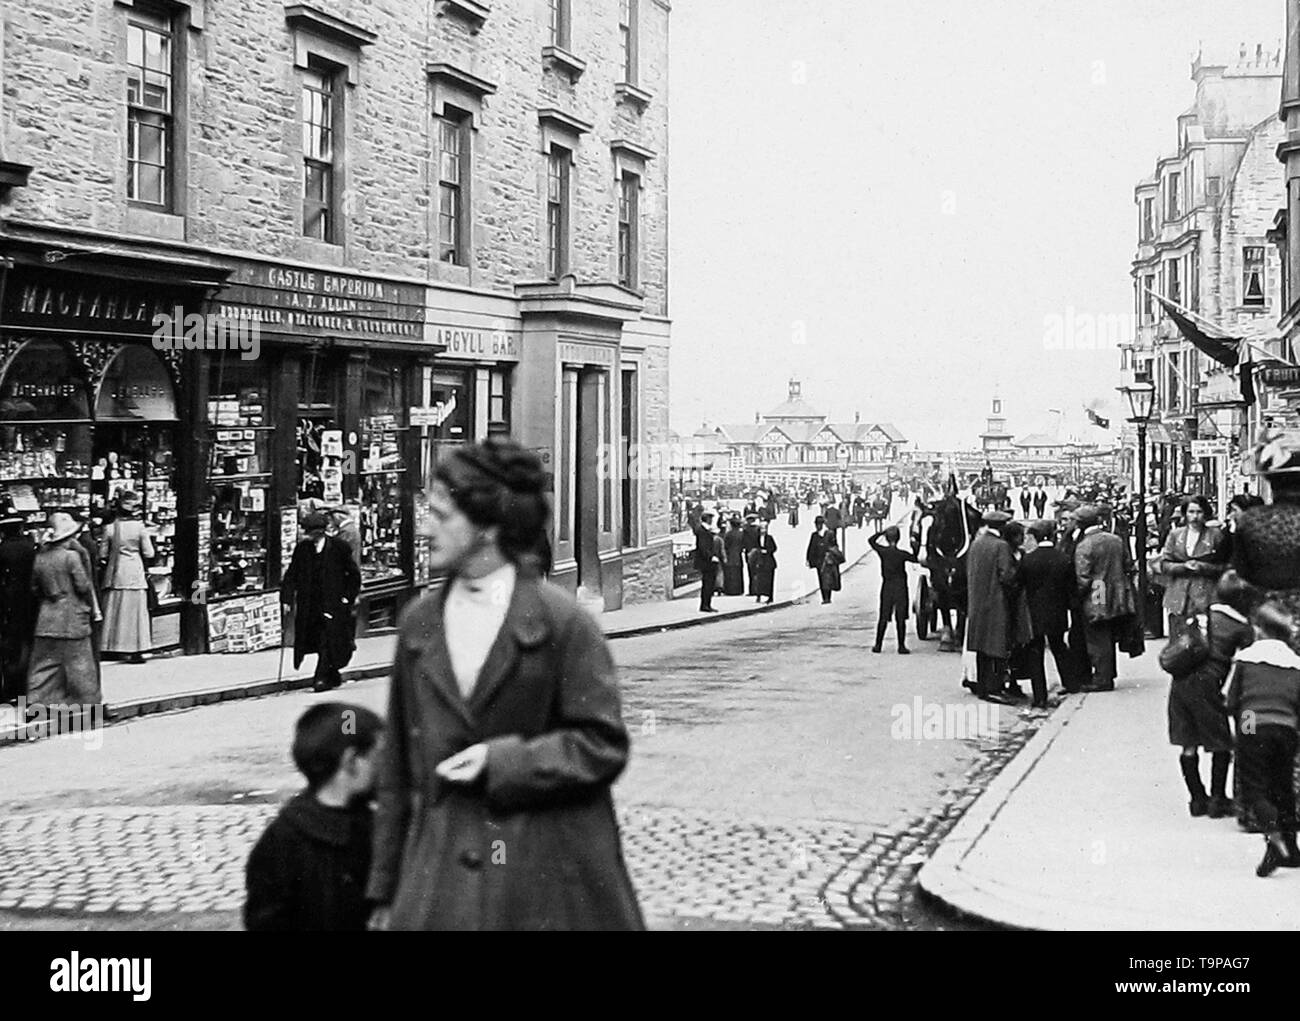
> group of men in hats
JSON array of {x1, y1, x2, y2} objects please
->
[{"x1": 965, "y1": 500, "x2": 1138, "y2": 706}]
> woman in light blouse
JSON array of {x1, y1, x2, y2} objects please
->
[{"x1": 367, "y1": 439, "x2": 643, "y2": 930}]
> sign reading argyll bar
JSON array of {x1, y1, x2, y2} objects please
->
[{"x1": 215, "y1": 262, "x2": 425, "y2": 341}]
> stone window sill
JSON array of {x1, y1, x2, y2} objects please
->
[
  {"x1": 436, "y1": 0, "x2": 489, "y2": 33},
  {"x1": 615, "y1": 81, "x2": 652, "y2": 112},
  {"x1": 543, "y1": 45, "x2": 586, "y2": 81},
  {"x1": 125, "y1": 205, "x2": 185, "y2": 241}
]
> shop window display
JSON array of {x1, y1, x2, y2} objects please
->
[
  {"x1": 93, "y1": 425, "x2": 178, "y2": 605},
  {"x1": 0, "y1": 425, "x2": 93, "y2": 538},
  {"x1": 207, "y1": 371, "x2": 270, "y2": 597},
  {"x1": 360, "y1": 360, "x2": 408, "y2": 584},
  {"x1": 0, "y1": 340, "x2": 93, "y2": 540}
]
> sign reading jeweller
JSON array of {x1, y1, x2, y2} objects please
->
[{"x1": 215, "y1": 262, "x2": 425, "y2": 341}]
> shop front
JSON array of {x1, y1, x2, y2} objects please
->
[
  {"x1": 206, "y1": 259, "x2": 432, "y2": 646},
  {"x1": 0, "y1": 256, "x2": 225, "y2": 655}
]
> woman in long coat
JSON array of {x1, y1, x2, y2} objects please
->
[
  {"x1": 721, "y1": 517, "x2": 745, "y2": 596},
  {"x1": 749, "y1": 520, "x2": 778, "y2": 603},
  {"x1": 99, "y1": 491, "x2": 154, "y2": 663},
  {"x1": 367, "y1": 439, "x2": 643, "y2": 931},
  {"x1": 806, "y1": 517, "x2": 842, "y2": 604},
  {"x1": 281, "y1": 511, "x2": 361, "y2": 692}
]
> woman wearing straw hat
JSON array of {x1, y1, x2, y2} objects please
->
[
  {"x1": 28, "y1": 512, "x2": 100, "y2": 707},
  {"x1": 99, "y1": 491, "x2": 155, "y2": 664}
]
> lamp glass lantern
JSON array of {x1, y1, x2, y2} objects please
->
[{"x1": 1120, "y1": 381, "x2": 1156, "y2": 424}]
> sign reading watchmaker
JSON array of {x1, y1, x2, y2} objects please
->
[{"x1": 215, "y1": 263, "x2": 425, "y2": 341}]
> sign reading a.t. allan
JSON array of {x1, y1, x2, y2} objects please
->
[
  {"x1": 435, "y1": 326, "x2": 521, "y2": 362},
  {"x1": 215, "y1": 262, "x2": 425, "y2": 341}
]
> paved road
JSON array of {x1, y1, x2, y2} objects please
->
[{"x1": 0, "y1": 546, "x2": 1059, "y2": 930}]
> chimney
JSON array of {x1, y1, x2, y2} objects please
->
[
  {"x1": 854, "y1": 411, "x2": 860, "y2": 424},
  {"x1": 754, "y1": 411, "x2": 760, "y2": 424}
]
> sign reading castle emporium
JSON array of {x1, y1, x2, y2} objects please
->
[{"x1": 215, "y1": 262, "x2": 425, "y2": 342}]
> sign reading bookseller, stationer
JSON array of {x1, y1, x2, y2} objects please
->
[{"x1": 215, "y1": 262, "x2": 425, "y2": 342}]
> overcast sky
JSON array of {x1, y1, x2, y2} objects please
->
[{"x1": 667, "y1": 0, "x2": 1285, "y2": 449}]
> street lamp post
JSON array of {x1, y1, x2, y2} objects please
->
[{"x1": 1119, "y1": 380, "x2": 1156, "y2": 632}]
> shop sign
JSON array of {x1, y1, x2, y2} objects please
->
[
  {"x1": 0, "y1": 339, "x2": 90, "y2": 421},
  {"x1": 215, "y1": 263, "x2": 425, "y2": 341},
  {"x1": 435, "y1": 326, "x2": 520, "y2": 362},
  {"x1": 558, "y1": 342, "x2": 615, "y2": 366},
  {"x1": 1261, "y1": 366, "x2": 1300, "y2": 387},
  {"x1": 4, "y1": 272, "x2": 178, "y2": 335},
  {"x1": 1191, "y1": 438, "x2": 1230, "y2": 459},
  {"x1": 94, "y1": 346, "x2": 178, "y2": 422}
]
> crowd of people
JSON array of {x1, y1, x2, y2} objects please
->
[{"x1": 962, "y1": 501, "x2": 1143, "y2": 709}]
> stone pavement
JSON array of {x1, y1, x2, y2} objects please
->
[
  {"x1": 0, "y1": 507, "x2": 904, "y2": 741},
  {"x1": 918, "y1": 652, "x2": 1300, "y2": 930}
]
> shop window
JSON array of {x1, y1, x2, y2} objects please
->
[
  {"x1": 126, "y1": 6, "x2": 175, "y2": 208},
  {"x1": 94, "y1": 345, "x2": 180, "y2": 606},
  {"x1": 206, "y1": 357, "x2": 270, "y2": 598},
  {"x1": 359, "y1": 359, "x2": 408, "y2": 584}
]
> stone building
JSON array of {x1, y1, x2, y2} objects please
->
[
  {"x1": 1270, "y1": 2, "x2": 1300, "y2": 452},
  {"x1": 1125, "y1": 43, "x2": 1286, "y2": 506},
  {"x1": 714, "y1": 378, "x2": 906, "y2": 477},
  {"x1": 0, "y1": 0, "x2": 672, "y2": 660}
]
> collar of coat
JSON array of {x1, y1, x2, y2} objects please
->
[
  {"x1": 1209, "y1": 603, "x2": 1248, "y2": 625},
  {"x1": 399, "y1": 567, "x2": 554, "y2": 724},
  {"x1": 1235, "y1": 639, "x2": 1300, "y2": 669}
]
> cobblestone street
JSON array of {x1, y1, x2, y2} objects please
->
[{"x1": 0, "y1": 550, "x2": 1057, "y2": 930}]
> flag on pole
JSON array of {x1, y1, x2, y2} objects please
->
[{"x1": 1084, "y1": 406, "x2": 1110, "y2": 429}]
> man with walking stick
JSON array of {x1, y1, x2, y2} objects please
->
[{"x1": 281, "y1": 511, "x2": 361, "y2": 692}]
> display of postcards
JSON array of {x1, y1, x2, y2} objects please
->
[
  {"x1": 217, "y1": 431, "x2": 236, "y2": 442},
  {"x1": 242, "y1": 430, "x2": 256, "y2": 441},
  {"x1": 208, "y1": 638, "x2": 229, "y2": 654}
]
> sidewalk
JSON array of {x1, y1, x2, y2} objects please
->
[
  {"x1": 917, "y1": 651, "x2": 1300, "y2": 930},
  {"x1": 0, "y1": 503, "x2": 908, "y2": 738}
]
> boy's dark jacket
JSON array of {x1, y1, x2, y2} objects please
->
[{"x1": 244, "y1": 791, "x2": 372, "y2": 931}]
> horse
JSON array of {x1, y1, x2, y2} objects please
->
[{"x1": 914, "y1": 486, "x2": 984, "y2": 650}]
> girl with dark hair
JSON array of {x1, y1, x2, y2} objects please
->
[{"x1": 366, "y1": 438, "x2": 643, "y2": 930}]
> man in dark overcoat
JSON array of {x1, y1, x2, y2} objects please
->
[
  {"x1": 693, "y1": 512, "x2": 722, "y2": 612},
  {"x1": 0, "y1": 505, "x2": 37, "y2": 704},
  {"x1": 1020, "y1": 519, "x2": 1082, "y2": 702},
  {"x1": 282, "y1": 511, "x2": 362, "y2": 691},
  {"x1": 965, "y1": 509, "x2": 1016, "y2": 704},
  {"x1": 1073, "y1": 504, "x2": 1136, "y2": 692}
]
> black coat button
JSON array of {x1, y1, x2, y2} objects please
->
[{"x1": 459, "y1": 849, "x2": 484, "y2": 869}]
